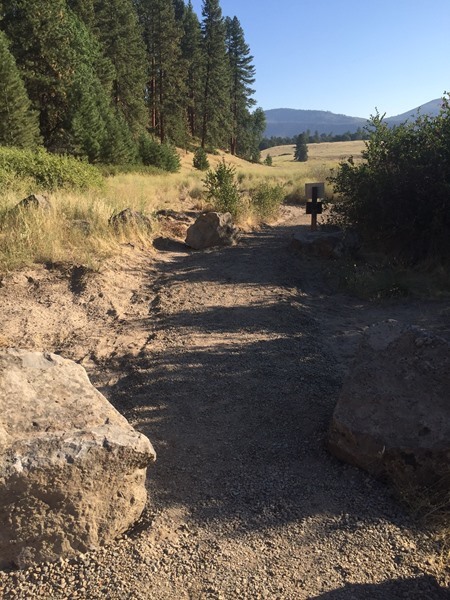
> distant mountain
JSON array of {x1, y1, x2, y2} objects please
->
[
  {"x1": 384, "y1": 98, "x2": 443, "y2": 125},
  {"x1": 263, "y1": 99, "x2": 443, "y2": 138},
  {"x1": 263, "y1": 109, "x2": 366, "y2": 138}
]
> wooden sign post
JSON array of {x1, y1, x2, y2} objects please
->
[{"x1": 305, "y1": 182, "x2": 324, "y2": 231}]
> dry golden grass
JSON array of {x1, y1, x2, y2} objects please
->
[
  {"x1": 261, "y1": 140, "x2": 365, "y2": 162},
  {"x1": 0, "y1": 141, "x2": 366, "y2": 271},
  {"x1": 0, "y1": 188, "x2": 156, "y2": 272}
]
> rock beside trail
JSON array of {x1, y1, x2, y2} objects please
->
[
  {"x1": 15, "y1": 194, "x2": 52, "y2": 212},
  {"x1": 109, "y1": 209, "x2": 152, "y2": 230},
  {"x1": 290, "y1": 228, "x2": 360, "y2": 258},
  {"x1": 329, "y1": 320, "x2": 450, "y2": 488},
  {"x1": 185, "y1": 211, "x2": 240, "y2": 250},
  {"x1": 0, "y1": 349, "x2": 156, "y2": 569}
]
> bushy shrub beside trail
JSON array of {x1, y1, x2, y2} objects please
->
[{"x1": 328, "y1": 98, "x2": 450, "y2": 264}]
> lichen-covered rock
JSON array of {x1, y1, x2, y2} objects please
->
[
  {"x1": 0, "y1": 349, "x2": 156, "y2": 569},
  {"x1": 185, "y1": 212, "x2": 240, "y2": 250},
  {"x1": 328, "y1": 321, "x2": 450, "y2": 489}
]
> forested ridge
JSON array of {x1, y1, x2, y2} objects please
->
[{"x1": 0, "y1": 0, "x2": 265, "y2": 166}]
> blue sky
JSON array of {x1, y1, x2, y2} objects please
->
[{"x1": 191, "y1": 0, "x2": 450, "y2": 118}]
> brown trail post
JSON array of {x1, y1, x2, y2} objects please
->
[{"x1": 305, "y1": 182, "x2": 324, "y2": 231}]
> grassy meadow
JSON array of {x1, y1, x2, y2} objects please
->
[{"x1": 0, "y1": 141, "x2": 364, "y2": 272}]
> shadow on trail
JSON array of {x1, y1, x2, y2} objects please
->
[
  {"x1": 152, "y1": 222, "x2": 314, "y2": 289},
  {"x1": 311, "y1": 575, "x2": 449, "y2": 599},
  {"x1": 108, "y1": 224, "x2": 415, "y2": 535}
]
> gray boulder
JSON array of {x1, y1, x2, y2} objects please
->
[
  {"x1": 0, "y1": 350, "x2": 156, "y2": 569},
  {"x1": 185, "y1": 211, "x2": 240, "y2": 250},
  {"x1": 329, "y1": 321, "x2": 450, "y2": 489}
]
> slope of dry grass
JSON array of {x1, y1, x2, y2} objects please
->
[
  {"x1": 261, "y1": 140, "x2": 365, "y2": 162},
  {"x1": 0, "y1": 141, "x2": 365, "y2": 272}
]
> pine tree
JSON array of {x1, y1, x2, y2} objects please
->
[
  {"x1": 68, "y1": 0, "x2": 116, "y2": 92},
  {"x1": 136, "y1": 0, "x2": 186, "y2": 143},
  {"x1": 199, "y1": 0, "x2": 231, "y2": 149},
  {"x1": 172, "y1": 0, "x2": 185, "y2": 22},
  {"x1": 181, "y1": 0, "x2": 202, "y2": 139},
  {"x1": 225, "y1": 16, "x2": 256, "y2": 156},
  {"x1": 0, "y1": 30, "x2": 41, "y2": 148},
  {"x1": 93, "y1": 0, "x2": 148, "y2": 134},
  {"x1": 294, "y1": 133, "x2": 308, "y2": 162},
  {"x1": 68, "y1": 14, "x2": 137, "y2": 163},
  {"x1": 1, "y1": 0, "x2": 82, "y2": 151},
  {"x1": 236, "y1": 107, "x2": 266, "y2": 162},
  {"x1": 67, "y1": 0, "x2": 96, "y2": 28}
]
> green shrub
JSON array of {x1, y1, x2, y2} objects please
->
[
  {"x1": 193, "y1": 147, "x2": 210, "y2": 171},
  {"x1": 250, "y1": 182, "x2": 284, "y2": 220},
  {"x1": 96, "y1": 163, "x2": 164, "y2": 177},
  {"x1": 264, "y1": 154, "x2": 273, "y2": 166},
  {"x1": 203, "y1": 160, "x2": 241, "y2": 218},
  {"x1": 0, "y1": 165, "x2": 19, "y2": 190},
  {"x1": 159, "y1": 142, "x2": 181, "y2": 173},
  {"x1": 328, "y1": 99, "x2": 450, "y2": 264},
  {"x1": 138, "y1": 135, "x2": 181, "y2": 172},
  {"x1": 0, "y1": 146, "x2": 102, "y2": 191}
]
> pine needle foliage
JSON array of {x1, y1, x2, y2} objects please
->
[{"x1": 0, "y1": 30, "x2": 41, "y2": 148}]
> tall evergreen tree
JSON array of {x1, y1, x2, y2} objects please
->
[
  {"x1": 68, "y1": 14, "x2": 137, "y2": 163},
  {"x1": 67, "y1": 0, "x2": 95, "y2": 28},
  {"x1": 1, "y1": 0, "x2": 81, "y2": 151},
  {"x1": 199, "y1": 0, "x2": 231, "y2": 149},
  {"x1": 294, "y1": 133, "x2": 308, "y2": 162},
  {"x1": 68, "y1": 0, "x2": 117, "y2": 96},
  {"x1": 236, "y1": 107, "x2": 266, "y2": 162},
  {"x1": 137, "y1": 0, "x2": 186, "y2": 143},
  {"x1": 225, "y1": 16, "x2": 256, "y2": 155},
  {"x1": 172, "y1": 0, "x2": 185, "y2": 22},
  {"x1": 93, "y1": 0, "x2": 148, "y2": 134},
  {"x1": 0, "y1": 30, "x2": 41, "y2": 148},
  {"x1": 181, "y1": 0, "x2": 202, "y2": 139}
]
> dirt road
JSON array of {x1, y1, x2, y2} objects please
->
[{"x1": 1, "y1": 206, "x2": 449, "y2": 599}]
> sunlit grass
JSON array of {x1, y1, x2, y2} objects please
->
[
  {"x1": 0, "y1": 188, "x2": 155, "y2": 271},
  {"x1": 0, "y1": 140, "x2": 366, "y2": 272}
]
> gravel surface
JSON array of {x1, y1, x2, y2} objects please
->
[{"x1": 0, "y1": 206, "x2": 449, "y2": 599}]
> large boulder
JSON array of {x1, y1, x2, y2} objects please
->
[
  {"x1": 185, "y1": 211, "x2": 240, "y2": 250},
  {"x1": 328, "y1": 321, "x2": 450, "y2": 489},
  {"x1": 0, "y1": 349, "x2": 156, "y2": 569}
]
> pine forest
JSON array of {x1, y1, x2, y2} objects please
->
[{"x1": 0, "y1": 0, "x2": 265, "y2": 167}]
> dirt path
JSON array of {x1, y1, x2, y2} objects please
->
[{"x1": 1, "y1": 206, "x2": 449, "y2": 599}]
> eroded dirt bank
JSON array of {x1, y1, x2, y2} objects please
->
[{"x1": 0, "y1": 207, "x2": 449, "y2": 599}]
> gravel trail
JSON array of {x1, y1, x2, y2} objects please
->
[{"x1": 1, "y1": 207, "x2": 449, "y2": 599}]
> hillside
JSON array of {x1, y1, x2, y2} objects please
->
[{"x1": 264, "y1": 98, "x2": 443, "y2": 137}]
